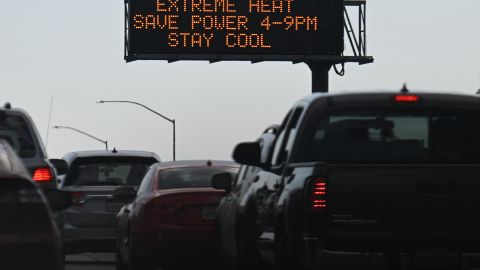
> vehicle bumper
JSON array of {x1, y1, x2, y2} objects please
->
[
  {"x1": 63, "y1": 224, "x2": 116, "y2": 253},
  {"x1": 301, "y1": 233, "x2": 480, "y2": 270},
  {"x1": 132, "y1": 227, "x2": 216, "y2": 264},
  {"x1": 319, "y1": 229, "x2": 480, "y2": 251}
]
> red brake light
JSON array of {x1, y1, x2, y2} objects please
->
[
  {"x1": 32, "y1": 167, "x2": 53, "y2": 182},
  {"x1": 310, "y1": 178, "x2": 327, "y2": 211},
  {"x1": 395, "y1": 95, "x2": 419, "y2": 103}
]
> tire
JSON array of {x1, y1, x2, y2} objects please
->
[
  {"x1": 115, "y1": 239, "x2": 128, "y2": 270},
  {"x1": 216, "y1": 224, "x2": 235, "y2": 270},
  {"x1": 237, "y1": 227, "x2": 264, "y2": 270},
  {"x1": 127, "y1": 242, "x2": 155, "y2": 270},
  {"x1": 274, "y1": 226, "x2": 306, "y2": 270},
  {"x1": 59, "y1": 250, "x2": 66, "y2": 270}
]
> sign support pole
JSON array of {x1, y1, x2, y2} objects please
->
[{"x1": 307, "y1": 62, "x2": 331, "y2": 93}]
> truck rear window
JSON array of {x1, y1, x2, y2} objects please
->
[
  {"x1": 0, "y1": 114, "x2": 36, "y2": 158},
  {"x1": 303, "y1": 108, "x2": 480, "y2": 163}
]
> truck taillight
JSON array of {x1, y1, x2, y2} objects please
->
[
  {"x1": 310, "y1": 178, "x2": 327, "y2": 212},
  {"x1": 395, "y1": 94, "x2": 420, "y2": 103},
  {"x1": 32, "y1": 167, "x2": 53, "y2": 182}
]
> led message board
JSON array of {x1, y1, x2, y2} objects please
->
[{"x1": 126, "y1": 0, "x2": 344, "y2": 61}]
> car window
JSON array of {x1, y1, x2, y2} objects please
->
[
  {"x1": 271, "y1": 111, "x2": 292, "y2": 166},
  {"x1": 234, "y1": 165, "x2": 248, "y2": 186},
  {"x1": 157, "y1": 166, "x2": 239, "y2": 189},
  {"x1": 137, "y1": 166, "x2": 156, "y2": 195},
  {"x1": 245, "y1": 166, "x2": 261, "y2": 178},
  {"x1": 65, "y1": 157, "x2": 157, "y2": 186},
  {"x1": 271, "y1": 108, "x2": 303, "y2": 166},
  {"x1": 0, "y1": 113, "x2": 36, "y2": 158},
  {"x1": 302, "y1": 108, "x2": 480, "y2": 163},
  {"x1": 237, "y1": 165, "x2": 260, "y2": 183}
]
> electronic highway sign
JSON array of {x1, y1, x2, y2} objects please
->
[{"x1": 125, "y1": 0, "x2": 345, "y2": 62}]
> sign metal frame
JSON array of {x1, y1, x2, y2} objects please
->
[
  {"x1": 123, "y1": 0, "x2": 374, "y2": 92},
  {"x1": 123, "y1": 0, "x2": 370, "y2": 64}
]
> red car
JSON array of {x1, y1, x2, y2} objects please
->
[{"x1": 114, "y1": 160, "x2": 239, "y2": 270}]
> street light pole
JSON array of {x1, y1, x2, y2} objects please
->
[
  {"x1": 97, "y1": 100, "x2": 176, "y2": 161},
  {"x1": 53, "y1": 125, "x2": 108, "y2": 150}
]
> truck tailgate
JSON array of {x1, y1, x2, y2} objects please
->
[{"x1": 327, "y1": 164, "x2": 480, "y2": 231}]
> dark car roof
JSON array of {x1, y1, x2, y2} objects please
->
[
  {"x1": 0, "y1": 140, "x2": 31, "y2": 180},
  {"x1": 155, "y1": 160, "x2": 238, "y2": 170},
  {"x1": 62, "y1": 150, "x2": 161, "y2": 164}
]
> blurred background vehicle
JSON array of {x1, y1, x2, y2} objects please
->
[
  {"x1": 114, "y1": 160, "x2": 239, "y2": 270},
  {"x1": 0, "y1": 140, "x2": 72, "y2": 270},
  {"x1": 59, "y1": 149, "x2": 160, "y2": 255},
  {"x1": 0, "y1": 103, "x2": 68, "y2": 190}
]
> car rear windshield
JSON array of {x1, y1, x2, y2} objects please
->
[
  {"x1": 157, "y1": 167, "x2": 238, "y2": 189},
  {"x1": 0, "y1": 113, "x2": 36, "y2": 158},
  {"x1": 302, "y1": 108, "x2": 480, "y2": 163},
  {"x1": 64, "y1": 157, "x2": 157, "y2": 186}
]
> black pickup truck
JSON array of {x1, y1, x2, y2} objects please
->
[{"x1": 213, "y1": 90, "x2": 480, "y2": 270}]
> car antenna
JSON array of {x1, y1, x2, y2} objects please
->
[
  {"x1": 112, "y1": 147, "x2": 118, "y2": 153},
  {"x1": 4, "y1": 102, "x2": 11, "y2": 109},
  {"x1": 400, "y1": 83, "x2": 409, "y2": 94},
  {"x1": 477, "y1": 60, "x2": 480, "y2": 95}
]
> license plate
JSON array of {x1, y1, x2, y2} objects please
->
[
  {"x1": 414, "y1": 250, "x2": 459, "y2": 268},
  {"x1": 106, "y1": 201, "x2": 124, "y2": 213},
  {"x1": 202, "y1": 206, "x2": 217, "y2": 220}
]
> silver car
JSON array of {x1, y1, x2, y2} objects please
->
[{"x1": 59, "y1": 149, "x2": 160, "y2": 254}]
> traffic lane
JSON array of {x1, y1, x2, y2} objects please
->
[{"x1": 66, "y1": 253, "x2": 114, "y2": 270}]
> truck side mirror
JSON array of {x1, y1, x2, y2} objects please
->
[
  {"x1": 49, "y1": 159, "x2": 68, "y2": 175},
  {"x1": 113, "y1": 186, "x2": 137, "y2": 204},
  {"x1": 211, "y1": 173, "x2": 232, "y2": 192},
  {"x1": 232, "y1": 142, "x2": 261, "y2": 166}
]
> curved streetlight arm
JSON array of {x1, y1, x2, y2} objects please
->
[
  {"x1": 53, "y1": 125, "x2": 108, "y2": 150},
  {"x1": 97, "y1": 100, "x2": 174, "y2": 123},
  {"x1": 97, "y1": 100, "x2": 176, "y2": 160}
]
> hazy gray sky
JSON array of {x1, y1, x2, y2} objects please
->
[{"x1": 1, "y1": 0, "x2": 479, "y2": 161}]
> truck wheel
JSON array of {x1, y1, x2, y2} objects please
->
[
  {"x1": 275, "y1": 234, "x2": 295, "y2": 270},
  {"x1": 115, "y1": 238, "x2": 128, "y2": 270},
  {"x1": 127, "y1": 243, "x2": 155, "y2": 270},
  {"x1": 275, "y1": 229, "x2": 306, "y2": 270},
  {"x1": 237, "y1": 227, "x2": 263, "y2": 270},
  {"x1": 216, "y1": 224, "x2": 237, "y2": 270}
]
